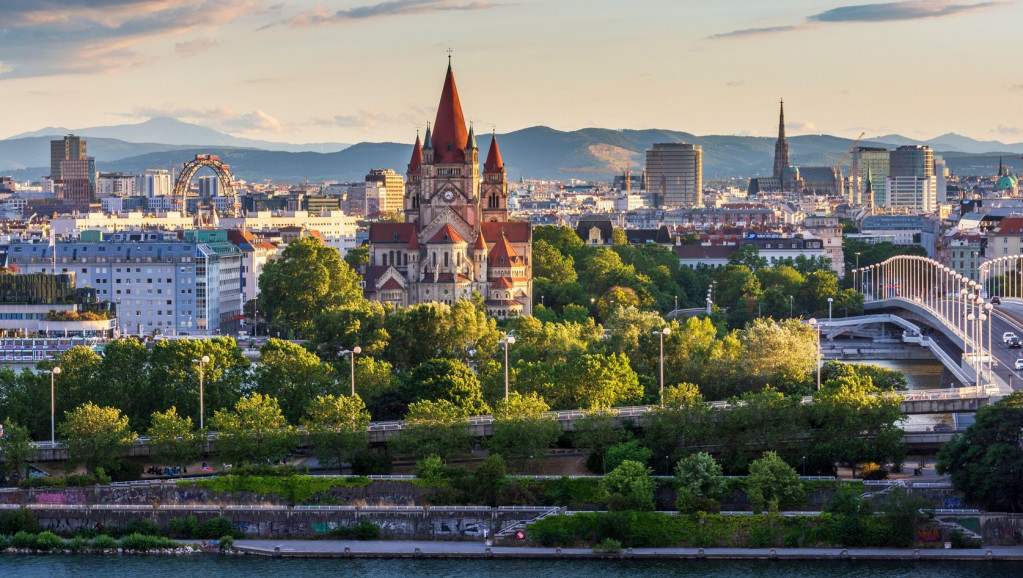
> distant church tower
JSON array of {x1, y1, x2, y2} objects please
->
[{"x1": 773, "y1": 99, "x2": 791, "y2": 191}]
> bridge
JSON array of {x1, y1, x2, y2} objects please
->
[{"x1": 851, "y1": 254, "x2": 1023, "y2": 395}]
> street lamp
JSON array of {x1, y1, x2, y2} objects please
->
[
  {"x1": 47, "y1": 366, "x2": 61, "y2": 445},
  {"x1": 340, "y1": 347, "x2": 362, "y2": 396},
  {"x1": 653, "y1": 327, "x2": 671, "y2": 405},
  {"x1": 827, "y1": 297, "x2": 834, "y2": 322},
  {"x1": 499, "y1": 335, "x2": 516, "y2": 402},
  {"x1": 807, "y1": 318, "x2": 821, "y2": 391},
  {"x1": 192, "y1": 355, "x2": 210, "y2": 429},
  {"x1": 789, "y1": 295, "x2": 794, "y2": 318}
]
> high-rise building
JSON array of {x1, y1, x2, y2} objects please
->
[
  {"x1": 886, "y1": 175, "x2": 937, "y2": 212},
  {"x1": 136, "y1": 169, "x2": 172, "y2": 199},
  {"x1": 366, "y1": 169, "x2": 405, "y2": 215},
  {"x1": 97, "y1": 173, "x2": 137, "y2": 197},
  {"x1": 889, "y1": 145, "x2": 934, "y2": 178},
  {"x1": 50, "y1": 134, "x2": 96, "y2": 209},
  {"x1": 50, "y1": 134, "x2": 86, "y2": 180},
  {"x1": 362, "y1": 61, "x2": 532, "y2": 318},
  {"x1": 851, "y1": 147, "x2": 889, "y2": 207},
  {"x1": 197, "y1": 175, "x2": 221, "y2": 198},
  {"x1": 645, "y1": 143, "x2": 703, "y2": 208}
]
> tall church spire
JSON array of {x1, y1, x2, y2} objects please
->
[
  {"x1": 432, "y1": 59, "x2": 468, "y2": 164},
  {"x1": 773, "y1": 98, "x2": 791, "y2": 189}
]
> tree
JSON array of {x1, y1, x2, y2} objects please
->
[
  {"x1": 59, "y1": 403, "x2": 137, "y2": 474},
  {"x1": 527, "y1": 353, "x2": 641, "y2": 410},
  {"x1": 572, "y1": 410, "x2": 632, "y2": 473},
  {"x1": 148, "y1": 407, "x2": 202, "y2": 468},
  {"x1": 489, "y1": 392, "x2": 561, "y2": 472},
  {"x1": 258, "y1": 237, "x2": 364, "y2": 337},
  {"x1": 401, "y1": 358, "x2": 489, "y2": 416},
  {"x1": 344, "y1": 245, "x2": 369, "y2": 269},
  {"x1": 738, "y1": 318, "x2": 817, "y2": 394},
  {"x1": 533, "y1": 239, "x2": 578, "y2": 283},
  {"x1": 304, "y1": 394, "x2": 371, "y2": 473},
  {"x1": 937, "y1": 390, "x2": 1023, "y2": 511},
  {"x1": 717, "y1": 388, "x2": 807, "y2": 473},
  {"x1": 674, "y1": 452, "x2": 726, "y2": 499},
  {"x1": 728, "y1": 244, "x2": 768, "y2": 271},
  {"x1": 94, "y1": 338, "x2": 152, "y2": 430},
  {"x1": 253, "y1": 339, "x2": 338, "y2": 424},
  {"x1": 643, "y1": 383, "x2": 715, "y2": 470},
  {"x1": 601, "y1": 460, "x2": 655, "y2": 511},
  {"x1": 146, "y1": 338, "x2": 250, "y2": 430},
  {"x1": 210, "y1": 393, "x2": 297, "y2": 466},
  {"x1": 394, "y1": 400, "x2": 472, "y2": 462},
  {"x1": 746, "y1": 451, "x2": 804, "y2": 513},
  {"x1": 604, "y1": 440, "x2": 652, "y2": 473},
  {"x1": 0, "y1": 420, "x2": 34, "y2": 484},
  {"x1": 810, "y1": 372, "x2": 905, "y2": 478}
]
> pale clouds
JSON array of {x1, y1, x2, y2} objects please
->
[
  {"x1": 709, "y1": 1, "x2": 1005, "y2": 39},
  {"x1": 0, "y1": 0, "x2": 261, "y2": 78},
  {"x1": 311, "y1": 105, "x2": 432, "y2": 133},
  {"x1": 787, "y1": 121, "x2": 817, "y2": 133},
  {"x1": 287, "y1": 0, "x2": 501, "y2": 27},
  {"x1": 993, "y1": 124, "x2": 1022, "y2": 136},
  {"x1": 130, "y1": 105, "x2": 289, "y2": 134},
  {"x1": 175, "y1": 37, "x2": 218, "y2": 57}
]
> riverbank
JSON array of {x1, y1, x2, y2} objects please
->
[{"x1": 232, "y1": 539, "x2": 1023, "y2": 561}]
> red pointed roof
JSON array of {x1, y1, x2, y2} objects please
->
[
  {"x1": 428, "y1": 223, "x2": 467, "y2": 244},
  {"x1": 380, "y1": 279, "x2": 403, "y2": 290},
  {"x1": 431, "y1": 63, "x2": 468, "y2": 164},
  {"x1": 473, "y1": 229, "x2": 487, "y2": 251},
  {"x1": 488, "y1": 233, "x2": 521, "y2": 266},
  {"x1": 491, "y1": 277, "x2": 514, "y2": 289},
  {"x1": 484, "y1": 135, "x2": 504, "y2": 173},
  {"x1": 408, "y1": 134, "x2": 423, "y2": 174}
]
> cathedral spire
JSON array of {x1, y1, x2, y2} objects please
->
[
  {"x1": 408, "y1": 133, "x2": 423, "y2": 174},
  {"x1": 432, "y1": 60, "x2": 468, "y2": 164},
  {"x1": 773, "y1": 98, "x2": 791, "y2": 188},
  {"x1": 484, "y1": 131, "x2": 504, "y2": 173},
  {"x1": 466, "y1": 122, "x2": 476, "y2": 150},
  {"x1": 423, "y1": 122, "x2": 432, "y2": 149}
]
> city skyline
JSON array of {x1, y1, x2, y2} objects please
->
[{"x1": 1, "y1": 0, "x2": 1020, "y2": 145}]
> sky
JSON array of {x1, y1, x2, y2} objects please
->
[{"x1": 1, "y1": 0, "x2": 1021, "y2": 145}]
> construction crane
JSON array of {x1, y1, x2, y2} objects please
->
[
  {"x1": 557, "y1": 163, "x2": 634, "y2": 194},
  {"x1": 835, "y1": 132, "x2": 866, "y2": 179}
]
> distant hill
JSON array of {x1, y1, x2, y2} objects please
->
[
  {"x1": 8, "y1": 117, "x2": 350, "y2": 154},
  {"x1": 3, "y1": 123, "x2": 1021, "y2": 182}
]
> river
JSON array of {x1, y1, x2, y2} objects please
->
[{"x1": 3, "y1": 555, "x2": 1022, "y2": 577}]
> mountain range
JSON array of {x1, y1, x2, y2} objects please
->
[{"x1": 2, "y1": 119, "x2": 1021, "y2": 183}]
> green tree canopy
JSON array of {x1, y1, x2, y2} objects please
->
[
  {"x1": 258, "y1": 237, "x2": 364, "y2": 337},
  {"x1": 0, "y1": 420, "x2": 34, "y2": 484},
  {"x1": 746, "y1": 451, "x2": 804, "y2": 513},
  {"x1": 489, "y1": 392, "x2": 561, "y2": 471},
  {"x1": 601, "y1": 460, "x2": 656, "y2": 511},
  {"x1": 210, "y1": 393, "x2": 297, "y2": 466},
  {"x1": 394, "y1": 399, "x2": 472, "y2": 462},
  {"x1": 147, "y1": 407, "x2": 202, "y2": 467},
  {"x1": 674, "y1": 452, "x2": 726, "y2": 499},
  {"x1": 401, "y1": 358, "x2": 489, "y2": 416},
  {"x1": 58, "y1": 402, "x2": 137, "y2": 474},
  {"x1": 253, "y1": 338, "x2": 338, "y2": 424},
  {"x1": 304, "y1": 394, "x2": 371, "y2": 473}
]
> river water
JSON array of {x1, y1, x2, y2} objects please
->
[{"x1": 3, "y1": 555, "x2": 1022, "y2": 577}]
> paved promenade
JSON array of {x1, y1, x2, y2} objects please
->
[{"x1": 234, "y1": 539, "x2": 1023, "y2": 561}]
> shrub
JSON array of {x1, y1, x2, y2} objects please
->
[
  {"x1": 68, "y1": 535, "x2": 87, "y2": 552},
  {"x1": 106, "y1": 517, "x2": 162, "y2": 538},
  {"x1": 859, "y1": 462, "x2": 888, "y2": 480},
  {"x1": 601, "y1": 460, "x2": 655, "y2": 511},
  {"x1": 604, "y1": 440, "x2": 652, "y2": 473},
  {"x1": 12, "y1": 530, "x2": 37, "y2": 549},
  {"x1": 183, "y1": 475, "x2": 370, "y2": 504},
  {"x1": 34, "y1": 531, "x2": 65, "y2": 551},
  {"x1": 199, "y1": 517, "x2": 239, "y2": 540},
  {"x1": 18, "y1": 470, "x2": 111, "y2": 489},
  {"x1": 168, "y1": 515, "x2": 200, "y2": 538},
  {"x1": 91, "y1": 534, "x2": 118, "y2": 550},
  {"x1": 218, "y1": 535, "x2": 235, "y2": 551},
  {"x1": 0, "y1": 508, "x2": 40, "y2": 535},
  {"x1": 593, "y1": 537, "x2": 622, "y2": 553},
  {"x1": 330, "y1": 520, "x2": 381, "y2": 540},
  {"x1": 415, "y1": 455, "x2": 447, "y2": 484}
]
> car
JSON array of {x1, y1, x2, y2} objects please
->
[
  {"x1": 1004, "y1": 332, "x2": 1018, "y2": 345},
  {"x1": 1010, "y1": 337, "x2": 1022, "y2": 349},
  {"x1": 992, "y1": 296, "x2": 1002, "y2": 305},
  {"x1": 1015, "y1": 359, "x2": 1023, "y2": 371}
]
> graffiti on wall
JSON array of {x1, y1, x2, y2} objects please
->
[{"x1": 432, "y1": 518, "x2": 486, "y2": 538}]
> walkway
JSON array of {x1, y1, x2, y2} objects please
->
[{"x1": 232, "y1": 539, "x2": 1023, "y2": 561}]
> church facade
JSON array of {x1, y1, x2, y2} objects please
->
[{"x1": 361, "y1": 63, "x2": 533, "y2": 318}]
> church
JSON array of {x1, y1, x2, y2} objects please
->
[{"x1": 361, "y1": 61, "x2": 533, "y2": 318}]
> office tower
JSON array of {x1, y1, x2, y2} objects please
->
[
  {"x1": 645, "y1": 143, "x2": 703, "y2": 208},
  {"x1": 50, "y1": 134, "x2": 86, "y2": 180},
  {"x1": 50, "y1": 134, "x2": 96, "y2": 209},
  {"x1": 365, "y1": 169, "x2": 405, "y2": 215},
  {"x1": 851, "y1": 147, "x2": 890, "y2": 207},
  {"x1": 136, "y1": 170, "x2": 172, "y2": 198},
  {"x1": 197, "y1": 175, "x2": 221, "y2": 198},
  {"x1": 889, "y1": 145, "x2": 934, "y2": 177}
]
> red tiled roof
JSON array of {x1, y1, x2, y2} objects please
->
[
  {"x1": 408, "y1": 232, "x2": 421, "y2": 250},
  {"x1": 488, "y1": 233, "x2": 521, "y2": 266},
  {"x1": 490, "y1": 277, "x2": 514, "y2": 288},
  {"x1": 380, "y1": 278, "x2": 403, "y2": 290},
  {"x1": 484, "y1": 134, "x2": 504, "y2": 173},
  {"x1": 431, "y1": 63, "x2": 468, "y2": 164},
  {"x1": 408, "y1": 135, "x2": 423, "y2": 174},
  {"x1": 991, "y1": 217, "x2": 1023, "y2": 235},
  {"x1": 428, "y1": 223, "x2": 467, "y2": 244},
  {"x1": 434, "y1": 272, "x2": 472, "y2": 283},
  {"x1": 481, "y1": 221, "x2": 530, "y2": 244},
  {"x1": 369, "y1": 222, "x2": 418, "y2": 243},
  {"x1": 473, "y1": 229, "x2": 487, "y2": 251}
]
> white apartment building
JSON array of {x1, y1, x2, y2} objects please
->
[
  {"x1": 219, "y1": 210, "x2": 358, "y2": 256},
  {"x1": 50, "y1": 211, "x2": 197, "y2": 237},
  {"x1": 886, "y1": 176, "x2": 937, "y2": 212}
]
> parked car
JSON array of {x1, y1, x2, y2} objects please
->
[
  {"x1": 1014, "y1": 358, "x2": 1023, "y2": 371},
  {"x1": 991, "y1": 296, "x2": 1002, "y2": 304},
  {"x1": 1010, "y1": 337, "x2": 1021, "y2": 349},
  {"x1": 1004, "y1": 332, "x2": 1018, "y2": 344}
]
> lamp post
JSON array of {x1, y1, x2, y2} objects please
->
[
  {"x1": 653, "y1": 327, "x2": 671, "y2": 405},
  {"x1": 499, "y1": 335, "x2": 516, "y2": 402},
  {"x1": 340, "y1": 347, "x2": 362, "y2": 396},
  {"x1": 808, "y1": 318, "x2": 821, "y2": 391},
  {"x1": 192, "y1": 355, "x2": 210, "y2": 429},
  {"x1": 48, "y1": 366, "x2": 61, "y2": 445},
  {"x1": 827, "y1": 297, "x2": 834, "y2": 323},
  {"x1": 985, "y1": 302, "x2": 994, "y2": 385},
  {"x1": 789, "y1": 295, "x2": 794, "y2": 318}
]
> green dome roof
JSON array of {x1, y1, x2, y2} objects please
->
[{"x1": 995, "y1": 174, "x2": 1018, "y2": 191}]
